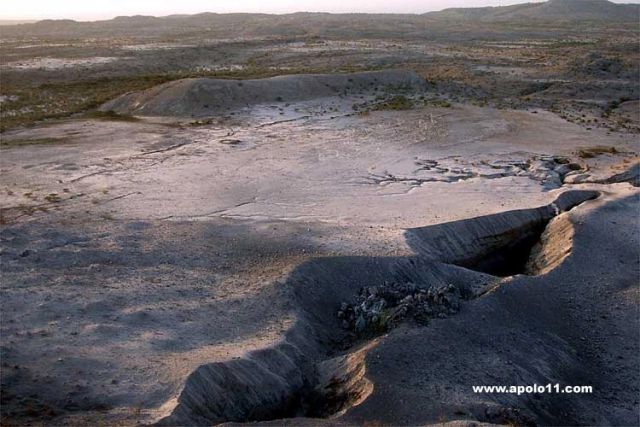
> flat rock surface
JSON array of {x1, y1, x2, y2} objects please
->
[{"x1": 1, "y1": 98, "x2": 638, "y2": 426}]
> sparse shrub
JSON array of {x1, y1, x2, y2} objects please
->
[
  {"x1": 44, "y1": 193, "x2": 61, "y2": 203},
  {"x1": 372, "y1": 95, "x2": 413, "y2": 111}
]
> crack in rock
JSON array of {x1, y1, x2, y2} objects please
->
[{"x1": 366, "y1": 154, "x2": 587, "y2": 190}]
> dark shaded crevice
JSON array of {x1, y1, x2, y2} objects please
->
[
  {"x1": 405, "y1": 190, "x2": 599, "y2": 277},
  {"x1": 454, "y1": 222, "x2": 547, "y2": 276}
]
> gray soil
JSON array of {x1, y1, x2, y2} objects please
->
[
  {"x1": 1, "y1": 68, "x2": 639, "y2": 427},
  {"x1": 101, "y1": 70, "x2": 428, "y2": 118}
]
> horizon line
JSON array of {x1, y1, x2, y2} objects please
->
[{"x1": 1, "y1": 0, "x2": 639, "y2": 23}]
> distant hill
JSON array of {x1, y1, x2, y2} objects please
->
[
  {"x1": 428, "y1": 0, "x2": 640, "y2": 22},
  {"x1": 2, "y1": 0, "x2": 638, "y2": 38},
  {"x1": 0, "y1": 19, "x2": 38, "y2": 26}
]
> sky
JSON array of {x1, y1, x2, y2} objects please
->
[{"x1": 1, "y1": 0, "x2": 639, "y2": 21}]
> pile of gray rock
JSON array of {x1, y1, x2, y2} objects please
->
[
  {"x1": 527, "y1": 155, "x2": 584, "y2": 187},
  {"x1": 338, "y1": 282, "x2": 461, "y2": 336},
  {"x1": 485, "y1": 155, "x2": 584, "y2": 188}
]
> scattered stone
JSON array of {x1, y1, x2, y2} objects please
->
[
  {"x1": 564, "y1": 172, "x2": 592, "y2": 184},
  {"x1": 338, "y1": 282, "x2": 462, "y2": 336},
  {"x1": 407, "y1": 154, "x2": 587, "y2": 191},
  {"x1": 554, "y1": 163, "x2": 581, "y2": 176}
]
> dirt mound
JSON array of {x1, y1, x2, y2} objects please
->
[{"x1": 100, "y1": 70, "x2": 428, "y2": 117}]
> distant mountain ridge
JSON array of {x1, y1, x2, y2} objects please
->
[
  {"x1": 428, "y1": 0, "x2": 640, "y2": 22},
  {"x1": 2, "y1": 0, "x2": 638, "y2": 37},
  {"x1": 0, "y1": 19, "x2": 38, "y2": 26}
]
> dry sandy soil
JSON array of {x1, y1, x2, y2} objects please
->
[{"x1": 0, "y1": 68, "x2": 638, "y2": 426}]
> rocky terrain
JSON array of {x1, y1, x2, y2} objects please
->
[
  {"x1": 1, "y1": 1, "x2": 639, "y2": 426},
  {"x1": 1, "y1": 0, "x2": 639, "y2": 132}
]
